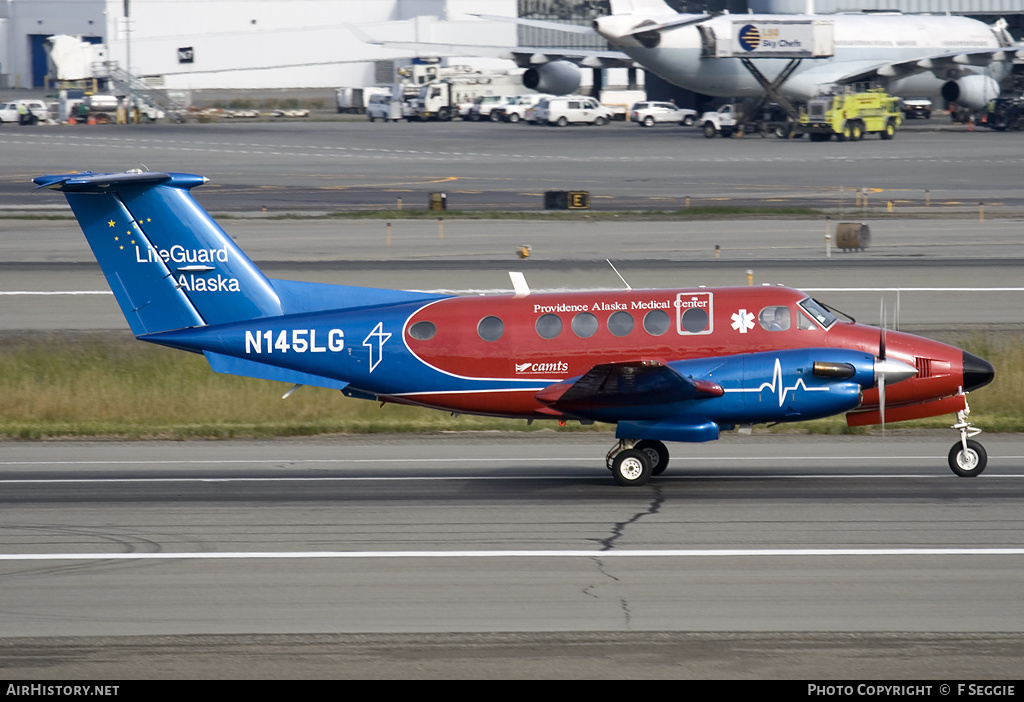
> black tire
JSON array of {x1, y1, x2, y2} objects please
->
[
  {"x1": 489, "y1": 110, "x2": 501, "y2": 122},
  {"x1": 508, "y1": 112, "x2": 520, "y2": 124},
  {"x1": 682, "y1": 115, "x2": 695, "y2": 127},
  {"x1": 881, "y1": 120, "x2": 896, "y2": 140},
  {"x1": 642, "y1": 115, "x2": 655, "y2": 127},
  {"x1": 948, "y1": 440, "x2": 987, "y2": 477},
  {"x1": 635, "y1": 440, "x2": 670, "y2": 477},
  {"x1": 702, "y1": 122, "x2": 716, "y2": 138},
  {"x1": 611, "y1": 449, "x2": 653, "y2": 487},
  {"x1": 556, "y1": 116, "x2": 568, "y2": 127},
  {"x1": 438, "y1": 108, "x2": 451, "y2": 122},
  {"x1": 594, "y1": 116, "x2": 607, "y2": 126}
]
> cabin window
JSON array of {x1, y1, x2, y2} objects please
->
[
  {"x1": 758, "y1": 306, "x2": 791, "y2": 332},
  {"x1": 477, "y1": 315, "x2": 504, "y2": 342},
  {"x1": 607, "y1": 311, "x2": 634, "y2": 337},
  {"x1": 571, "y1": 312, "x2": 599, "y2": 338},
  {"x1": 680, "y1": 306, "x2": 709, "y2": 334},
  {"x1": 408, "y1": 321, "x2": 436, "y2": 340},
  {"x1": 643, "y1": 309, "x2": 670, "y2": 336},
  {"x1": 536, "y1": 313, "x2": 562, "y2": 339},
  {"x1": 798, "y1": 312, "x2": 816, "y2": 330}
]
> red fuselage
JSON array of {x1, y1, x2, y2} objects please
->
[{"x1": 395, "y1": 285, "x2": 979, "y2": 422}]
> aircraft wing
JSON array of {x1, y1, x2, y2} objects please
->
[
  {"x1": 357, "y1": 38, "x2": 633, "y2": 69},
  {"x1": 832, "y1": 46, "x2": 1024, "y2": 85},
  {"x1": 535, "y1": 360, "x2": 723, "y2": 412},
  {"x1": 472, "y1": 12, "x2": 712, "y2": 38}
]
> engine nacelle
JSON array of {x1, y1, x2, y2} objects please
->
[
  {"x1": 522, "y1": 60, "x2": 581, "y2": 96},
  {"x1": 941, "y1": 74, "x2": 1000, "y2": 110}
]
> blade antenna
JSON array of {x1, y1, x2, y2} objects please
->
[{"x1": 606, "y1": 259, "x2": 632, "y2": 291}]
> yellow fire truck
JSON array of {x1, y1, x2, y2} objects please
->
[{"x1": 797, "y1": 89, "x2": 902, "y2": 141}]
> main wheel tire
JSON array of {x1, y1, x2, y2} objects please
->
[
  {"x1": 611, "y1": 449, "x2": 653, "y2": 487},
  {"x1": 438, "y1": 108, "x2": 451, "y2": 122},
  {"x1": 635, "y1": 440, "x2": 670, "y2": 477},
  {"x1": 702, "y1": 122, "x2": 716, "y2": 138},
  {"x1": 557, "y1": 116, "x2": 568, "y2": 127},
  {"x1": 642, "y1": 116, "x2": 655, "y2": 127},
  {"x1": 949, "y1": 440, "x2": 987, "y2": 477}
]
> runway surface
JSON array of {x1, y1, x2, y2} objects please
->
[
  {"x1": 2, "y1": 120, "x2": 1023, "y2": 211},
  {"x1": 2, "y1": 433, "x2": 1024, "y2": 677},
  {"x1": 2, "y1": 120, "x2": 1022, "y2": 678}
]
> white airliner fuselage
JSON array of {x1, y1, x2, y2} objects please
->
[{"x1": 595, "y1": 10, "x2": 1012, "y2": 107}]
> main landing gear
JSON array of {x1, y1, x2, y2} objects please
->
[
  {"x1": 606, "y1": 439, "x2": 670, "y2": 487},
  {"x1": 949, "y1": 396, "x2": 987, "y2": 477}
]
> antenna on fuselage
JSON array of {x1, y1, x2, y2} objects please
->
[
  {"x1": 606, "y1": 259, "x2": 632, "y2": 291},
  {"x1": 509, "y1": 271, "x2": 530, "y2": 298}
]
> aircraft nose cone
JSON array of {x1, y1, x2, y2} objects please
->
[{"x1": 963, "y1": 351, "x2": 995, "y2": 392}]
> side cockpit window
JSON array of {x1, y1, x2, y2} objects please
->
[{"x1": 798, "y1": 297, "x2": 838, "y2": 330}]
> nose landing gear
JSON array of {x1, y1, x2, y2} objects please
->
[{"x1": 949, "y1": 396, "x2": 986, "y2": 477}]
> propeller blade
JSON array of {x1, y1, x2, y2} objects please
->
[
  {"x1": 879, "y1": 299, "x2": 887, "y2": 360},
  {"x1": 878, "y1": 373, "x2": 886, "y2": 437}
]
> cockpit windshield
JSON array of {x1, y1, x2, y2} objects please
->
[{"x1": 798, "y1": 297, "x2": 837, "y2": 330}]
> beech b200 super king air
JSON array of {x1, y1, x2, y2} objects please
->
[{"x1": 35, "y1": 170, "x2": 995, "y2": 487}]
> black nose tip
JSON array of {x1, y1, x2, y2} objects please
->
[{"x1": 963, "y1": 351, "x2": 995, "y2": 392}]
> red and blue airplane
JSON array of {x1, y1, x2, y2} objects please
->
[{"x1": 34, "y1": 170, "x2": 995, "y2": 486}]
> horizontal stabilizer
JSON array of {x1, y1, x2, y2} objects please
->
[
  {"x1": 204, "y1": 351, "x2": 349, "y2": 391},
  {"x1": 34, "y1": 171, "x2": 176, "y2": 191}
]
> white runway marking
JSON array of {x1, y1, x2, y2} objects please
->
[
  {"x1": 3, "y1": 454, "x2": 1024, "y2": 470},
  {"x1": 2, "y1": 548, "x2": 1023, "y2": 562}
]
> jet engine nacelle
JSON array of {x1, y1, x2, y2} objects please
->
[
  {"x1": 523, "y1": 60, "x2": 581, "y2": 96},
  {"x1": 941, "y1": 74, "x2": 1001, "y2": 111}
]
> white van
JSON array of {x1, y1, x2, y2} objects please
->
[
  {"x1": 467, "y1": 95, "x2": 517, "y2": 122},
  {"x1": 366, "y1": 93, "x2": 396, "y2": 122},
  {"x1": 0, "y1": 99, "x2": 51, "y2": 125},
  {"x1": 536, "y1": 96, "x2": 614, "y2": 126},
  {"x1": 496, "y1": 94, "x2": 551, "y2": 123}
]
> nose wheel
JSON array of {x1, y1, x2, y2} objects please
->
[
  {"x1": 606, "y1": 439, "x2": 670, "y2": 486},
  {"x1": 949, "y1": 398, "x2": 987, "y2": 477}
]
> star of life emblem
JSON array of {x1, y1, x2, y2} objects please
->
[{"x1": 731, "y1": 308, "x2": 756, "y2": 334}]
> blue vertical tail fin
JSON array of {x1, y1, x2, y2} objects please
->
[{"x1": 34, "y1": 171, "x2": 283, "y2": 335}]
